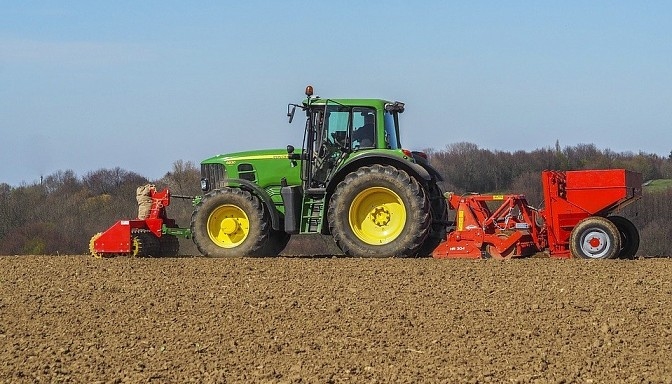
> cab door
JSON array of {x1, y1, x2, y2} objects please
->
[{"x1": 308, "y1": 104, "x2": 351, "y2": 188}]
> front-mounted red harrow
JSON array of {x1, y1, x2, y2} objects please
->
[{"x1": 89, "y1": 186, "x2": 192, "y2": 257}]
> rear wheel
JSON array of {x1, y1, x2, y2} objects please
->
[
  {"x1": 608, "y1": 216, "x2": 639, "y2": 259},
  {"x1": 569, "y1": 216, "x2": 621, "y2": 260},
  {"x1": 191, "y1": 188, "x2": 270, "y2": 257},
  {"x1": 327, "y1": 165, "x2": 430, "y2": 257}
]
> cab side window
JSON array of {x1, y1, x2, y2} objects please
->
[{"x1": 352, "y1": 108, "x2": 376, "y2": 149}]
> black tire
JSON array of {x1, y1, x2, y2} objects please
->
[
  {"x1": 327, "y1": 164, "x2": 430, "y2": 257},
  {"x1": 190, "y1": 188, "x2": 271, "y2": 257},
  {"x1": 415, "y1": 181, "x2": 448, "y2": 257},
  {"x1": 608, "y1": 216, "x2": 640, "y2": 259},
  {"x1": 569, "y1": 216, "x2": 621, "y2": 260},
  {"x1": 132, "y1": 229, "x2": 160, "y2": 257}
]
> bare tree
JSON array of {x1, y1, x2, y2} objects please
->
[{"x1": 158, "y1": 160, "x2": 201, "y2": 196}]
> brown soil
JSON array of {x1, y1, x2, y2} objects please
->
[{"x1": 1, "y1": 255, "x2": 672, "y2": 383}]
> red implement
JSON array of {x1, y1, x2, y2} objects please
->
[
  {"x1": 432, "y1": 193, "x2": 543, "y2": 259},
  {"x1": 89, "y1": 187, "x2": 179, "y2": 257},
  {"x1": 540, "y1": 169, "x2": 642, "y2": 258},
  {"x1": 432, "y1": 169, "x2": 642, "y2": 260}
]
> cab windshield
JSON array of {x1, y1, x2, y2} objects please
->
[{"x1": 383, "y1": 111, "x2": 401, "y2": 149}]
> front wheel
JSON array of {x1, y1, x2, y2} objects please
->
[
  {"x1": 569, "y1": 216, "x2": 621, "y2": 260},
  {"x1": 191, "y1": 188, "x2": 271, "y2": 257},
  {"x1": 327, "y1": 165, "x2": 430, "y2": 257}
]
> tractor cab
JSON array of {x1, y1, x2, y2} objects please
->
[{"x1": 287, "y1": 86, "x2": 406, "y2": 190}]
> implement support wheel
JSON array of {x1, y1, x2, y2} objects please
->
[
  {"x1": 608, "y1": 216, "x2": 640, "y2": 259},
  {"x1": 569, "y1": 216, "x2": 621, "y2": 260}
]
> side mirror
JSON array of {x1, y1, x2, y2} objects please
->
[
  {"x1": 287, "y1": 105, "x2": 296, "y2": 123},
  {"x1": 286, "y1": 145, "x2": 300, "y2": 162}
]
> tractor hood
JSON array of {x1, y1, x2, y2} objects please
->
[
  {"x1": 202, "y1": 148, "x2": 301, "y2": 164},
  {"x1": 201, "y1": 148, "x2": 303, "y2": 192}
]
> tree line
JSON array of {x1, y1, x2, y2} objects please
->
[
  {"x1": 0, "y1": 161, "x2": 203, "y2": 256},
  {"x1": 0, "y1": 144, "x2": 670, "y2": 256}
]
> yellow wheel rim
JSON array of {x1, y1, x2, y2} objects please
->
[
  {"x1": 207, "y1": 204, "x2": 250, "y2": 248},
  {"x1": 89, "y1": 232, "x2": 103, "y2": 258},
  {"x1": 349, "y1": 187, "x2": 406, "y2": 245},
  {"x1": 130, "y1": 236, "x2": 141, "y2": 257}
]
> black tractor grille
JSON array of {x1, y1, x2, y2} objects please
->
[{"x1": 201, "y1": 163, "x2": 226, "y2": 192}]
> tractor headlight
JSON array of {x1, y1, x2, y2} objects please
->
[{"x1": 200, "y1": 178, "x2": 209, "y2": 191}]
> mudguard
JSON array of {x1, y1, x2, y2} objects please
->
[
  {"x1": 220, "y1": 178, "x2": 281, "y2": 231},
  {"x1": 326, "y1": 153, "x2": 432, "y2": 194}
]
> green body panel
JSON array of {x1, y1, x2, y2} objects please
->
[
  {"x1": 340, "y1": 147, "x2": 412, "y2": 165},
  {"x1": 327, "y1": 148, "x2": 414, "y2": 186},
  {"x1": 201, "y1": 148, "x2": 303, "y2": 215}
]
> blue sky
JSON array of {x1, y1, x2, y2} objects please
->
[{"x1": 1, "y1": 1, "x2": 671, "y2": 186}]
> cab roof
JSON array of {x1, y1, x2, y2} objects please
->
[
  {"x1": 302, "y1": 98, "x2": 395, "y2": 109},
  {"x1": 303, "y1": 97, "x2": 404, "y2": 112}
]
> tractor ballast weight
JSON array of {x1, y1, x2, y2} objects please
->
[
  {"x1": 432, "y1": 169, "x2": 642, "y2": 260},
  {"x1": 89, "y1": 187, "x2": 190, "y2": 257}
]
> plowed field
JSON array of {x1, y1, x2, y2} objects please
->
[{"x1": 1, "y1": 255, "x2": 672, "y2": 383}]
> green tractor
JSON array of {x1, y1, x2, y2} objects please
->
[{"x1": 190, "y1": 86, "x2": 447, "y2": 257}]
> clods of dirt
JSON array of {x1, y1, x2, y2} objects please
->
[{"x1": 1, "y1": 256, "x2": 672, "y2": 383}]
